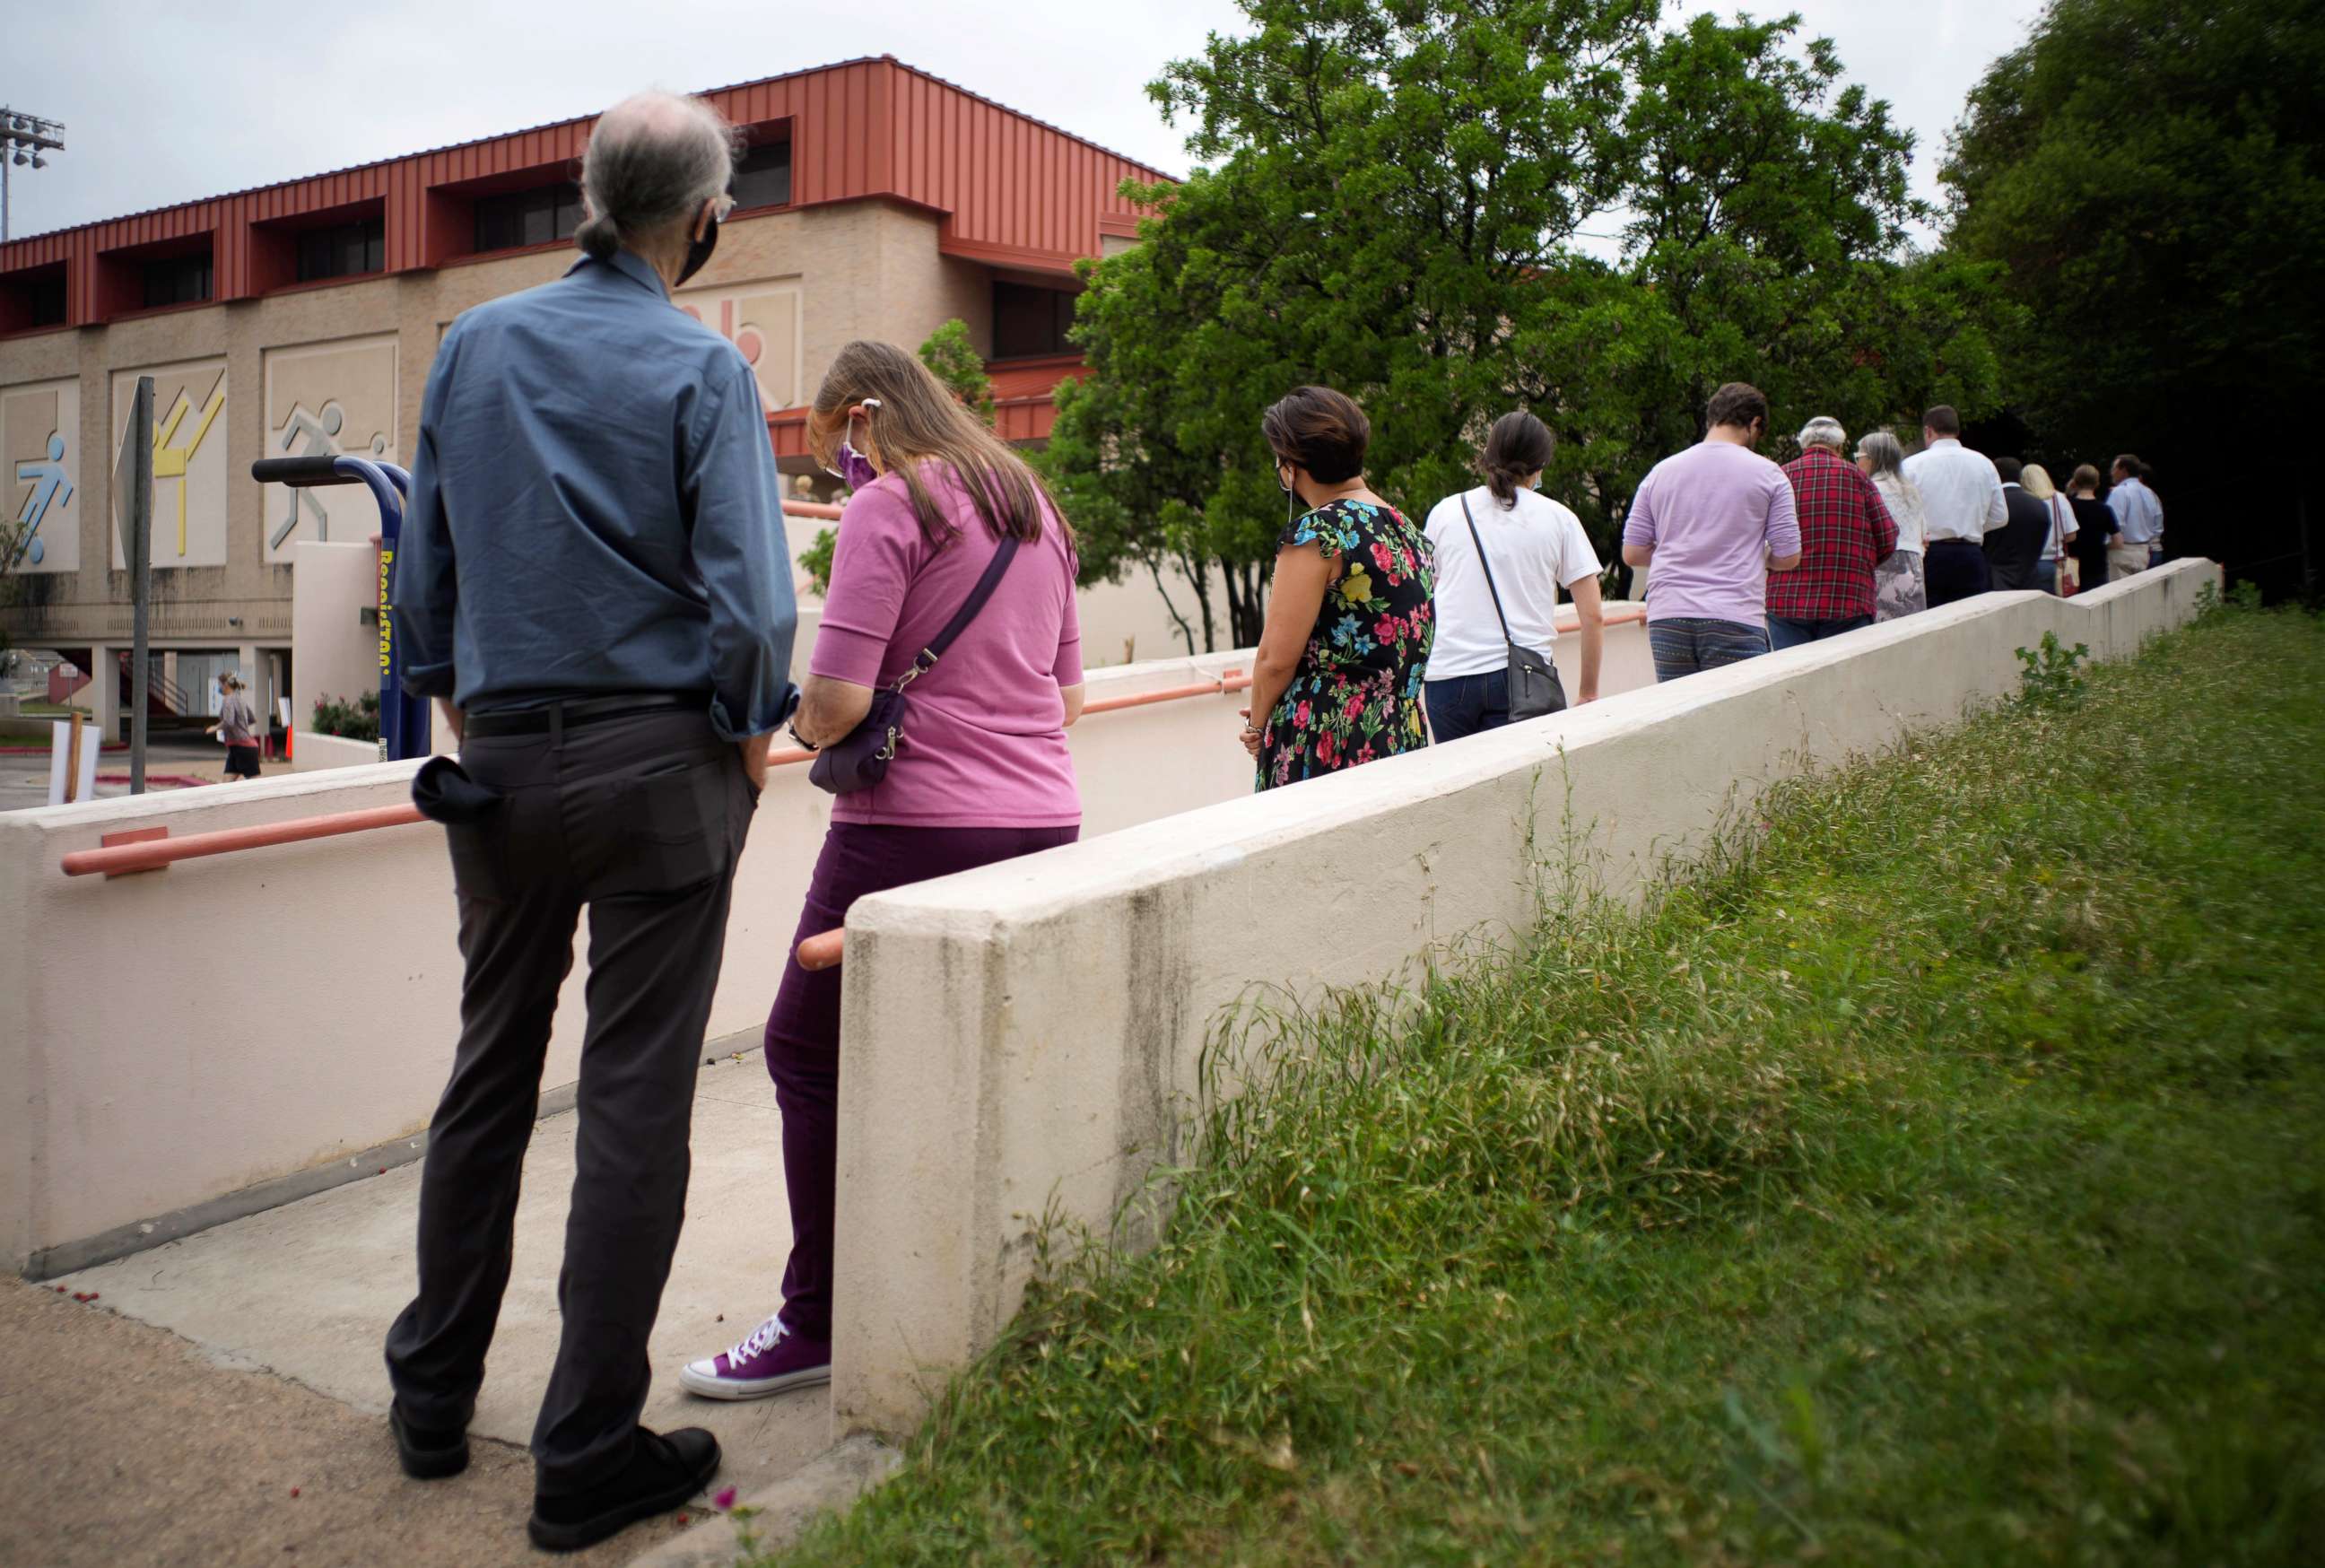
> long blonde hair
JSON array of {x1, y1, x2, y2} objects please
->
[
  {"x1": 2020, "y1": 463, "x2": 2059, "y2": 501},
  {"x1": 808, "y1": 340, "x2": 1069, "y2": 551}
]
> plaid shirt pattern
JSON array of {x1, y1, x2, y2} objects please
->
[{"x1": 1768, "y1": 450, "x2": 1898, "y2": 623}]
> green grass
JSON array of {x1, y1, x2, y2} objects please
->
[{"x1": 760, "y1": 605, "x2": 2325, "y2": 1567}]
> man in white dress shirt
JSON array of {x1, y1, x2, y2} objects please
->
[
  {"x1": 1901, "y1": 405, "x2": 2007, "y2": 608},
  {"x1": 2106, "y1": 455, "x2": 2164, "y2": 579}
]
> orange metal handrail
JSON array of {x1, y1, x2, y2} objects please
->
[
  {"x1": 57, "y1": 666, "x2": 1252, "y2": 877},
  {"x1": 61, "y1": 804, "x2": 427, "y2": 878},
  {"x1": 57, "y1": 605, "x2": 1642, "y2": 880}
]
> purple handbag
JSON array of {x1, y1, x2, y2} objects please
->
[{"x1": 808, "y1": 534, "x2": 1020, "y2": 795}]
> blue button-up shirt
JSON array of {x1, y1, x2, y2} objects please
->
[{"x1": 392, "y1": 249, "x2": 797, "y2": 740}]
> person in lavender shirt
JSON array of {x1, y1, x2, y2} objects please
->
[
  {"x1": 1621, "y1": 382, "x2": 1803, "y2": 682},
  {"x1": 680, "y1": 339, "x2": 1085, "y2": 1405}
]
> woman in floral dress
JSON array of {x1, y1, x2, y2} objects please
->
[{"x1": 1240, "y1": 386, "x2": 1435, "y2": 790}]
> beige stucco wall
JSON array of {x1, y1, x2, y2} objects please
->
[
  {"x1": 288, "y1": 539, "x2": 379, "y2": 743},
  {"x1": 825, "y1": 562, "x2": 2221, "y2": 1436}
]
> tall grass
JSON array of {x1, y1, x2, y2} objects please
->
[{"x1": 763, "y1": 605, "x2": 2325, "y2": 1566}]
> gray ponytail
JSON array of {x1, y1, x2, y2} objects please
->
[
  {"x1": 578, "y1": 91, "x2": 739, "y2": 259},
  {"x1": 575, "y1": 213, "x2": 622, "y2": 261}
]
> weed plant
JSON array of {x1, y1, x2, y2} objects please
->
[{"x1": 766, "y1": 606, "x2": 2325, "y2": 1567}]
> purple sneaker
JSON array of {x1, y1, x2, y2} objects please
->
[{"x1": 679, "y1": 1314, "x2": 831, "y2": 1401}]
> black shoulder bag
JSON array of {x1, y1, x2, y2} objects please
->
[
  {"x1": 1460, "y1": 495, "x2": 1567, "y2": 721},
  {"x1": 808, "y1": 535, "x2": 1020, "y2": 795}
]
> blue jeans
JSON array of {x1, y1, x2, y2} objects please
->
[
  {"x1": 2033, "y1": 560, "x2": 2059, "y2": 596},
  {"x1": 1648, "y1": 617, "x2": 1769, "y2": 683},
  {"x1": 1766, "y1": 613, "x2": 1873, "y2": 650},
  {"x1": 1424, "y1": 666, "x2": 1511, "y2": 744}
]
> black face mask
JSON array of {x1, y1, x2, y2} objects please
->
[{"x1": 675, "y1": 205, "x2": 720, "y2": 288}]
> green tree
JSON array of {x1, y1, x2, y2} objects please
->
[
  {"x1": 1546, "y1": 13, "x2": 2009, "y2": 539},
  {"x1": 918, "y1": 317, "x2": 997, "y2": 422},
  {"x1": 1942, "y1": 0, "x2": 2324, "y2": 474},
  {"x1": 1052, "y1": 0, "x2": 1656, "y2": 649},
  {"x1": 1050, "y1": 2, "x2": 2007, "y2": 648}
]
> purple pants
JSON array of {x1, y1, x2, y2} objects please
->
[{"x1": 765, "y1": 821, "x2": 1079, "y2": 1339}]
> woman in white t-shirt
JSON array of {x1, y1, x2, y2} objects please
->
[{"x1": 1421, "y1": 411, "x2": 1604, "y2": 743}]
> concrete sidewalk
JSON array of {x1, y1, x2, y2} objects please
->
[{"x1": 6, "y1": 1050, "x2": 826, "y2": 1566}]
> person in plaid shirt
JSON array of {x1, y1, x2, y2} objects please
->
[{"x1": 1769, "y1": 417, "x2": 1898, "y2": 649}]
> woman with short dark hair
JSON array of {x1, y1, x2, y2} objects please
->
[{"x1": 1240, "y1": 386, "x2": 1434, "y2": 788}]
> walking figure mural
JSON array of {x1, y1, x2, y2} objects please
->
[
  {"x1": 261, "y1": 336, "x2": 398, "y2": 562},
  {"x1": 270, "y1": 401, "x2": 385, "y2": 549}
]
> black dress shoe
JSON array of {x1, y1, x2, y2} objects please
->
[
  {"x1": 389, "y1": 1400, "x2": 469, "y2": 1480},
  {"x1": 528, "y1": 1425, "x2": 722, "y2": 1553}
]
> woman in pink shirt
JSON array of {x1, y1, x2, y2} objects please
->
[{"x1": 681, "y1": 340, "x2": 1084, "y2": 1402}]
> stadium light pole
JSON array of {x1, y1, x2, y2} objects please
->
[{"x1": 1, "y1": 109, "x2": 69, "y2": 243}]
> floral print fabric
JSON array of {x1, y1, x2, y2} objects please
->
[{"x1": 1258, "y1": 497, "x2": 1436, "y2": 790}]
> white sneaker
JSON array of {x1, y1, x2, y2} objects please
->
[{"x1": 678, "y1": 1313, "x2": 832, "y2": 1400}]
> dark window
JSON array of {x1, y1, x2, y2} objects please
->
[
  {"x1": 296, "y1": 217, "x2": 386, "y2": 283},
  {"x1": 992, "y1": 282, "x2": 1077, "y2": 359},
  {"x1": 141, "y1": 252, "x2": 213, "y2": 309},
  {"x1": 28, "y1": 273, "x2": 68, "y2": 327},
  {"x1": 730, "y1": 141, "x2": 793, "y2": 210},
  {"x1": 474, "y1": 183, "x2": 584, "y2": 253}
]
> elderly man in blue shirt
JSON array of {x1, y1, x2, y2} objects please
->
[
  {"x1": 382, "y1": 89, "x2": 797, "y2": 1554},
  {"x1": 2106, "y1": 454, "x2": 2165, "y2": 577}
]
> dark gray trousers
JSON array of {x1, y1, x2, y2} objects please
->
[{"x1": 383, "y1": 708, "x2": 754, "y2": 1491}]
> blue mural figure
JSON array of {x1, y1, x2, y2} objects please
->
[
  {"x1": 271, "y1": 402, "x2": 344, "y2": 550},
  {"x1": 13, "y1": 432, "x2": 73, "y2": 568}
]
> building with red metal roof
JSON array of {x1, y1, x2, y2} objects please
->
[{"x1": 0, "y1": 57, "x2": 1170, "y2": 727}]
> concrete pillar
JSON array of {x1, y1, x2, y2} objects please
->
[{"x1": 90, "y1": 642, "x2": 118, "y2": 742}]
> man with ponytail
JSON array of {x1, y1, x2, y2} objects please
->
[{"x1": 387, "y1": 89, "x2": 797, "y2": 1553}]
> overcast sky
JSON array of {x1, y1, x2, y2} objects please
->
[{"x1": 5, "y1": 0, "x2": 2042, "y2": 247}]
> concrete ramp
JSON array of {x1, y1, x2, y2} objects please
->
[{"x1": 49, "y1": 1050, "x2": 831, "y2": 1521}]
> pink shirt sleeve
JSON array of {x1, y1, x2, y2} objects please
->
[
  {"x1": 1052, "y1": 529, "x2": 1083, "y2": 685},
  {"x1": 810, "y1": 485, "x2": 919, "y2": 687}
]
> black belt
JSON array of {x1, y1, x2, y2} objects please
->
[{"x1": 464, "y1": 693, "x2": 706, "y2": 738}]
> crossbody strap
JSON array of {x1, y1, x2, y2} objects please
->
[
  {"x1": 1459, "y1": 493, "x2": 1520, "y2": 647},
  {"x1": 895, "y1": 533, "x2": 1021, "y2": 691}
]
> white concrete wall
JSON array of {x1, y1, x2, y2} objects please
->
[
  {"x1": 0, "y1": 645, "x2": 1275, "y2": 1272},
  {"x1": 289, "y1": 731, "x2": 383, "y2": 772},
  {"x1": 826, "y1": 562, "x2": 2220, "y2": 1436}
]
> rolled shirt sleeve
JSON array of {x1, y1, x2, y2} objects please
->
[
  {"x1": 1763, "y1": 471, "x2": 1802, "y2": 561},
  {"x1": 391, "y1": 334, "x2": 463, "y2": 700},
  {"x1": 1981, "y1": 464, "x2": 2008, "y2": 533},
  {"x1": 1622, "y1": 473, "x2": 1659, "y2": 551},
  {"x1": 685, "y1": 355, "x2": 800, "y2": 740}
]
